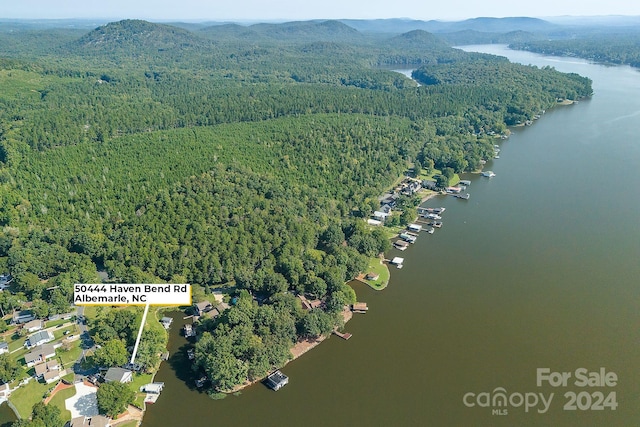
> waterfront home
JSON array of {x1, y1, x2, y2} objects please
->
[
  {"x1": 68, "y1": 415, "x2": 112, "y2": 427},
  {"x1": 193, "y1": 300, "x2": 213, "y2": 317},
  {"x1": 24, "y1": 319, "x2": 44, "y2": 333},
  {"x1": 0, "y1": 341, "x2": 8, "y2": 354},
  {"x1": 104, "y1": 367, "x2": 133, "y2": 383},
  {"x1": 25, "y1": 330, "x2": 54, "y2": 348},
  {"x1": 421, "y1": 180, "x2": 438, "y2": 191},
  {"x1": 0, "y1": 383, "x2": 10, "y2": 399},
  {"x1": 265, "y1": 370, "x2": 289, "y2": 391},
  {"x1": 12, "y1": 310, "x2": 35, "y2": 324},
  {"x1": 24, "y1": 344, "x2": 57, "y2": 367}
]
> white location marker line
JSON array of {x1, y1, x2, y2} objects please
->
[{"x1": 130, "y1": 302, "x2": 150, "y2": 365}]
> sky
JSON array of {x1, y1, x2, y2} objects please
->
[{"x1": 2, "y1": 0, "x2": 640, "y2": 22}]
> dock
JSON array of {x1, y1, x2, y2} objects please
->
[
  {"x1": 451, "y1": 193, "x2": 470, "y2": 200},
  {"x1": 333, "y1": 329, "x2": 352, "y2": 340},
  {"x1": 352, "y1": 302, "x2": 369, "y2": 313}
]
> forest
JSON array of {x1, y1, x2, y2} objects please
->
[
  {"x1": 510, "y1": 32, "x2": 640, "y2": 68},
  {"x1": 0, "y1": 18, "x2": 592, "y2": 393}
]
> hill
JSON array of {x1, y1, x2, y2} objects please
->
[
  {"x1": 200, "y1": 20, "x2": 363, "y2": 43},
  {"x1": 68, "y1": 19, "x2": 211, "y2": 57}
]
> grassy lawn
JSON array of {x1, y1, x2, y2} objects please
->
[
  {"x1": 129, "y1": 373, "x2": 153, "y2": 394},
  {"x1": 53, "y1": 325, "x2": 79, "y2": 340},
  {"x1": 8, "y1": 379, "x2": 50, "y2": 418},
  {"x1": 47, "y1": 386, "x2": 76, "y2": 422},
  {"x1": 57, "y1": 340, "x2": 83, "y2": 368},
  {"x1": 129, "y1": 372, "x2": 153, "y2": 409},
  {"x1": 363, "y1": 257, "x2": 390, "y2": 290},
  {"x1": 45, "y1": 319, "x2": 68, "y2": 328},
  {"x1": 117, "y1": 421, "x2": 139, "y2": 427},
  {"x1": 8, "y1": 335, "x2": 27, "y2": 352}
]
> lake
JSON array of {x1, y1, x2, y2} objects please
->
[{"x1": 143, "y1": 45, "x2": 640, "y2": 426}]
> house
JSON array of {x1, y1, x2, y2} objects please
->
[
  {"x1": 265, "y1": 370, "x2": 289, "y2": 391},
  {"x1": 380, "y1": 204, "x2": 393, "y2": 214},
  {"x1": 12, "y1": 310, "x2": 35, "y2": 324},
  {"x1": 34, "y1": 360, "x2": 60, "y2": 384},
  {"x1": 24, "y1": 344, "x2": 56, "y2": 367},
  {"x1": 373, "y1": 211, "x2": 390, "y2": 221},
  {"x1": 0, "y1": 274, "x2": 11, "y2": 290},
  {"x1": 422, "y1": 180, "x2": 438, "y2": 191},
  {"x1": 0, "y1": 341, "x2": 8, "y2": 355},
  {"x1": 0, "y1": 383, "x2": 10, "y2": 398},
  {"x1": 379, "y1": 194, "x2": 397, "y2": 208},
  {"x1": 68, "y1": 415, "x2": 112, "y2": 427},
  {"x1": 48, "y1": 312, "x2": 75, "y2": 321},
  {"x1": 367, "y1": 219, "x2": 382, "y2": 226},
  {"x1": 24, "y1": 319, "x2": 44, "y2": 333},
  {"x1": 193, "y1": 301, "x2": 212, "y2": 317},
  {"x1": 26, "y1": 330, "x2": 54, "y2": 348},
  {"x1": 104, "y1": 367, "x2": 132, "y2": 383}
]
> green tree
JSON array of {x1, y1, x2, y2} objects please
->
[
  {"x1": 30, "y1": 402, "x2": 63, "y2": 427},
  {"x1": 0, "y1": 353, "x2": 21, "y2": 383},
  {"x1": 96, "y1": 381, "x2": 135, "y2": 418},
  {"x1": 92, "y1": 339, "x2": 129, "y2": 368}
]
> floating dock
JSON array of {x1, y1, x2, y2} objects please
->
[
  {"x1": 333, "y1": 329, "x2": 352, "y2": 340},
  {"x1": 352, "y1": 302, "x2": 369, "y2": 313}
]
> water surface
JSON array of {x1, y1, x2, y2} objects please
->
[{"x1": 144, "y1": 46, "x2": 640, "y2": 426}]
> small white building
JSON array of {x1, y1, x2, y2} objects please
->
[{"x1": 407, "y1": 224, "x2": 423, "y2": 233}]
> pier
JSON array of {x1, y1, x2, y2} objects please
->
[{"x1": 333, "y1": 329, "x2": 352, "y2": 340}]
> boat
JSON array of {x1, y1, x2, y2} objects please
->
[
  {"x1": 425, "y1": 213, "x2": 441, "y2": 220},
  {"x1": 426, "y1": 227, "x2": 435, "y2": 234},
  {"x1": 481, "y1": 171, "x2": 496, "y2": 177}
]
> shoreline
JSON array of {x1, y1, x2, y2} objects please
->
[{"x1": 224, "y1": 306, "x2": 353, "y2": 394}]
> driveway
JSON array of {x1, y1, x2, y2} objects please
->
[{"x1": 65, "y1": 382, "x2": 99, "y2": 418}]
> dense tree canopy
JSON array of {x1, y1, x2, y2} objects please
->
[{"x1": 0, "y1": 18, "x2": 593, "y2": 393}]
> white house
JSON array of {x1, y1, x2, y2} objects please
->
[
  {"x1": 0, "y1": 341, "x2": 8, "y2": 354},
  {"x1": 24, "y1": 344, "x2": 56, "y2": 367},
  {"x1": 24, "y1": 319, "x2": 44, "y2": 333},
  {"x1": 26, "y1": 330, "x2": 54, "y2": 348},
  {"x1": 104, "y1": 367, "x2": 133, "y2": 383}
]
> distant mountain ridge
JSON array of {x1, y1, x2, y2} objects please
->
[
  {"x1": 199, "y1": 20, "x2": 363, "y2": 43},
  {"x1": 339, "y1": 17, "x2": 557, "y2": 34}
]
